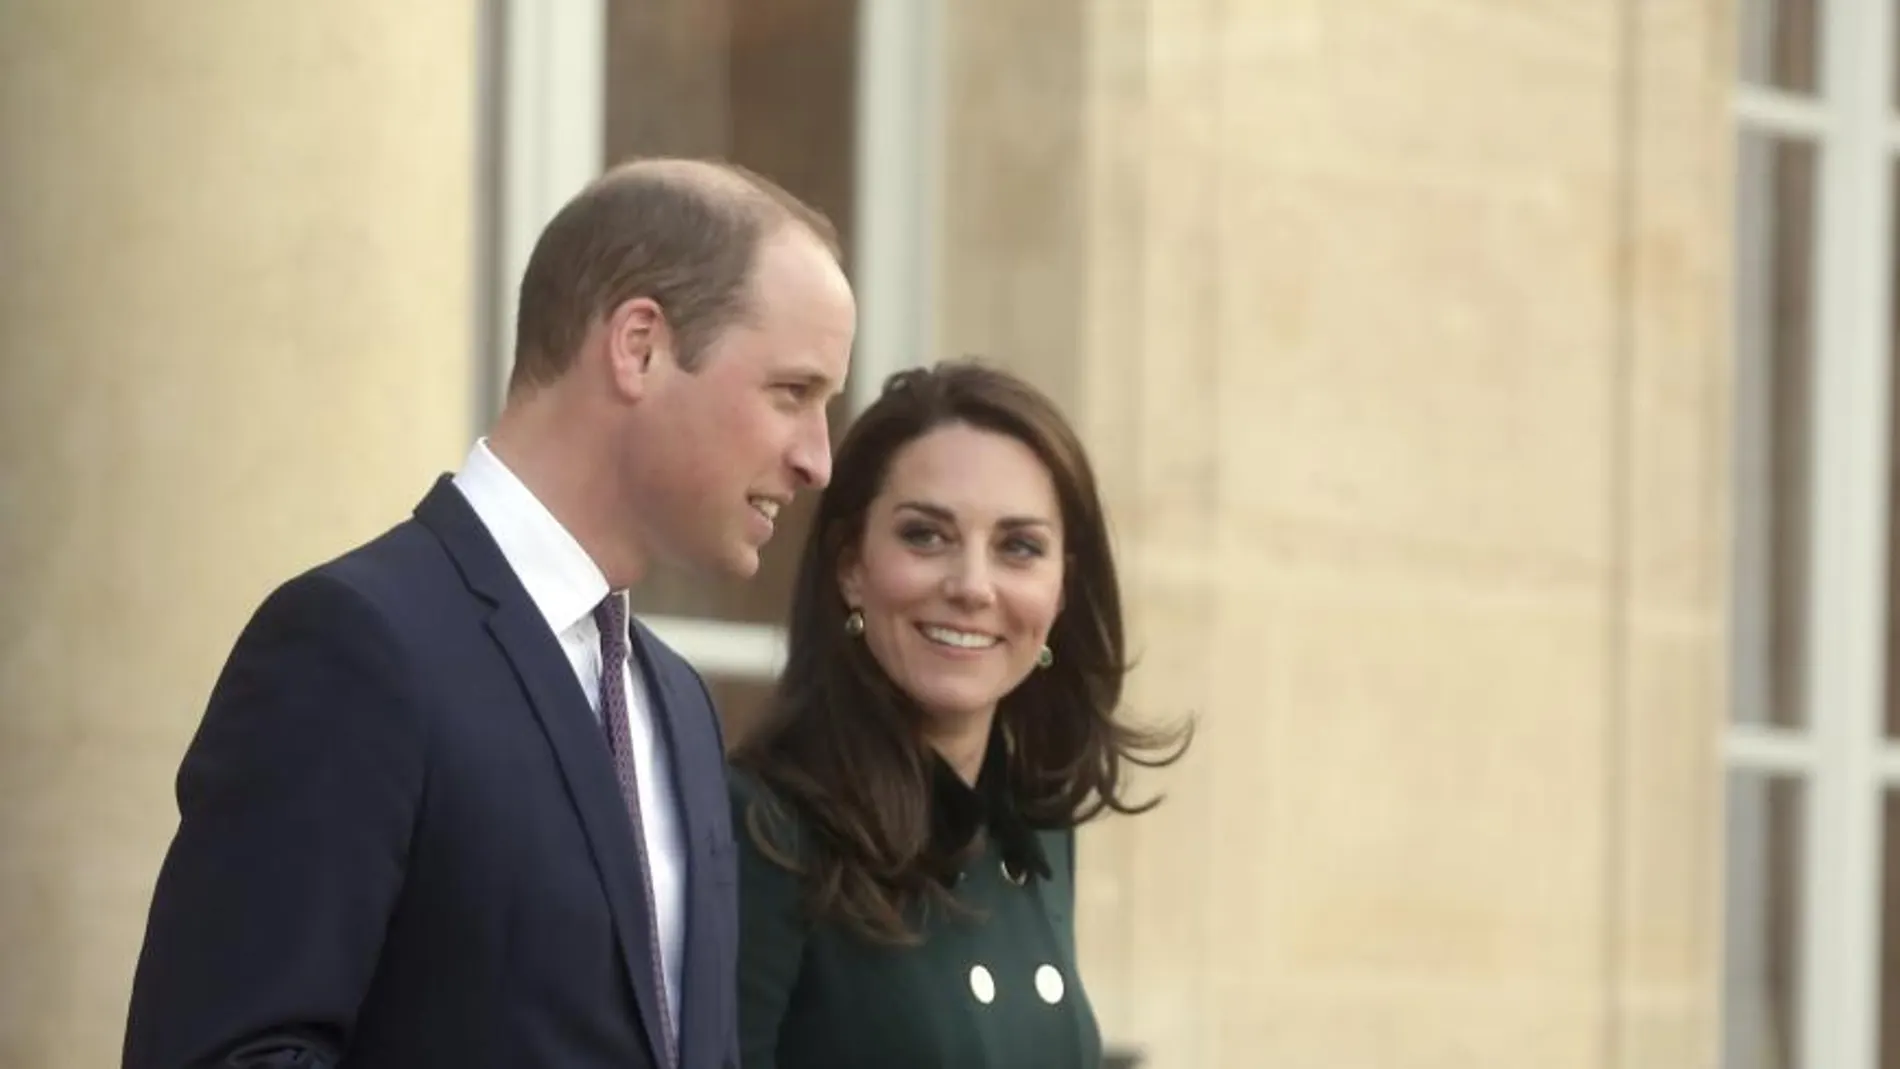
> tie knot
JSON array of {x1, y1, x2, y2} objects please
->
[{"x1": 593, "y1": 593, "x2": 628, "y2": 656}]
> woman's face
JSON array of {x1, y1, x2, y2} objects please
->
[{"x1": 839, "y1": 423, "x2": 1066, "y2": 726}]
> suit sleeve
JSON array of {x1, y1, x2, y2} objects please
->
[
  {"x1": 729, "y1": 773, "x2": 809, "y2": 1069},
  {"x1": 123, "y1": 572, "x2": 427, "y2": 1069}
]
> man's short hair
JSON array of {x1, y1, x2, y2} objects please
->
[{"x1": 509, "y1": 158, "x2": 841, "y2": 392}]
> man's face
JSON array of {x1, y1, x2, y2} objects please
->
[{"x1": 634, "y1": 228, "x2": 856, "y2": 578}]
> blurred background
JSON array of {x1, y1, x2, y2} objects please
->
[{"x1": 0, "y1": 0, "x2": 1878, "y2": 1065}]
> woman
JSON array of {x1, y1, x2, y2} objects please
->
[{"x1": 729, "y1": 360, "x2": 1191, "y2": 1068}]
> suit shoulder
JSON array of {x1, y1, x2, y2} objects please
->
[
  {"x1": 275, "y1": 518, "x2": 475, "y2": 640},
  {"x1": 222, "y1": 518, "x2": 464, "y2": 688},
  {"x1": 245, "y1": 560, "x2": 399, "y2": 644},
  {"x1": 236, "y1": 516, "x2": 438, "y2": 617},
  {"x1": 315, "y1": 518, "x2": 454, "y2": 602}
]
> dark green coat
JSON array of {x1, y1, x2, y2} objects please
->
[{"x1": 729, "y1": 767, "x2": 1102, "y2": 1069}]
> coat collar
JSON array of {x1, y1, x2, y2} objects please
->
[{"x1": 926, "y1": 721, "x2": 1052, "y2": 887}]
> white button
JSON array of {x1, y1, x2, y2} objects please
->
[
  {"x1": 1034, "y1": 964, "x2": 1065, "y2": 1004},
  {"x1": 969, "y1": 964, "x2": 996, "y2": 1004}
]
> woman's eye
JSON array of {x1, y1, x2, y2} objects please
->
[
  {"x1": 1002, "y1": 537, "x2": 1047, "y2": 559},
  {"x1": 899, "y1": 525, "x2": 944, "y2": 548}
]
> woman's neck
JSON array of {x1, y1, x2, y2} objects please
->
[{"x1": 922, "y1": 708, "x2": 996, "y2": 786}]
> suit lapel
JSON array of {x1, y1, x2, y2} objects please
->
[
  {"x1": 627, "y1": 621, "x2": 716, "y2": 1069},
  {"x1": 416, "y1": 478, "x2": 674, "y2": 1069}
]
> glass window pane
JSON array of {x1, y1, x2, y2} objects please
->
[
  {"x1": 603, "y1": 0, "x2": 858, "y2": 628},
  {"x1": 1722, "y1": 773, "x2": 1804, "y2": 1069},
  {"x1": 1733, "y1": 131, "x2": 1817, "y2": 729},
  {"x1": 705, "y1": 675, "x2": 778, "y2": 751},
  {"x1": 1737, "y1": 0, "x2": 1822, "y2": 96}
]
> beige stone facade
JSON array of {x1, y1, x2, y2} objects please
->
[
  {"x1": 0, "y1": 3, "x2": 478, "y2": 1066},
  {"x1": 0, "y1": 2, "x2": 1730, "y2": 1067},
  {"x1": 941, "y1": 4, "x2": 1729, "y2": 1063}
]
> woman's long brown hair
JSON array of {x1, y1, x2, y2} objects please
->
[{"x1": 730, "y1": 360, "x2": 1192, "y2": 945}]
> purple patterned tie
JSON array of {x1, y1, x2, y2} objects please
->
[{"x1": 594, "y1": 593, "x2": 678, "y2": 1066}]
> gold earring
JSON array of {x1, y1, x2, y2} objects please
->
[
  {"x1": 844, "y1": 608, "x2": 865, "y2": 636},
  {"x1": 1037, "y1": 645, "x2": 1053, "y2": 668}
]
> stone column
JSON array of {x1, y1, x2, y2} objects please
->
[{"x1": 0, "y1": 4, "x2": 478, "y2": 1065}]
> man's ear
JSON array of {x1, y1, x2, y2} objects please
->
[{"x1": 604, "y1": 296, "x2": 670, "y2": 400}]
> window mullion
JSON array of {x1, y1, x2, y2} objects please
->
[{"x1": 1801, "y1": 4, "x2": 1895, "y2": 1067}]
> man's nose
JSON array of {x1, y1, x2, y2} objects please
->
[{"x1": 791, "y1": 412, "x2": 833, "y2": 489}]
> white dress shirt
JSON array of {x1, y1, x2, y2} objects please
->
[{"x1": 452, "y1": 439, "x2": 685, "y2": 1029}]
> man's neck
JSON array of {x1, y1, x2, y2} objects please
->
[{"x1": 487, "y1": 400, "x2": 647, "y2": 589}]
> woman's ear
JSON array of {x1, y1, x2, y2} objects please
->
[{"x1": 837, "y1": 544, "x2": 864, "y2": 608}]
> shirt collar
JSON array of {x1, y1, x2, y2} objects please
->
[{"x1": 450, "y1": 438, "x2": 611, "y2": 635}]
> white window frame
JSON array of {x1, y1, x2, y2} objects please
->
[
  {"x1": 486, "y1": 0, "x2": 939, "y2": 682},
  {"x1": 1727, "y1": 3, "x2": 1896, "y2": 1067}
]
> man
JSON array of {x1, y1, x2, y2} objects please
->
[{"x1": 122, "y1": 158, "x2": 856, "y2": 1069}]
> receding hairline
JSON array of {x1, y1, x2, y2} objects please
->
[
  {"x1": 602, "y1": 156, "x2": 757, "y2": 198},
  {"x1": 504, "y1": 156, "x2": 843, "y2": 392},
  {"x1": 590, "y1": 156, "x2": 841, "y2": 257}
]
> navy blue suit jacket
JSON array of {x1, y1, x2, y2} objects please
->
[{"x1": 124, "y1": 478, "x2": 740, "y2": 1069}]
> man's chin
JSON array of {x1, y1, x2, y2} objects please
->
[
  {"x1": 720, "y1": 543, "x2": 764, "y2": 580},
  {"x1": 661, "y1": 539, "x2": 761, "y2": 581}
]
